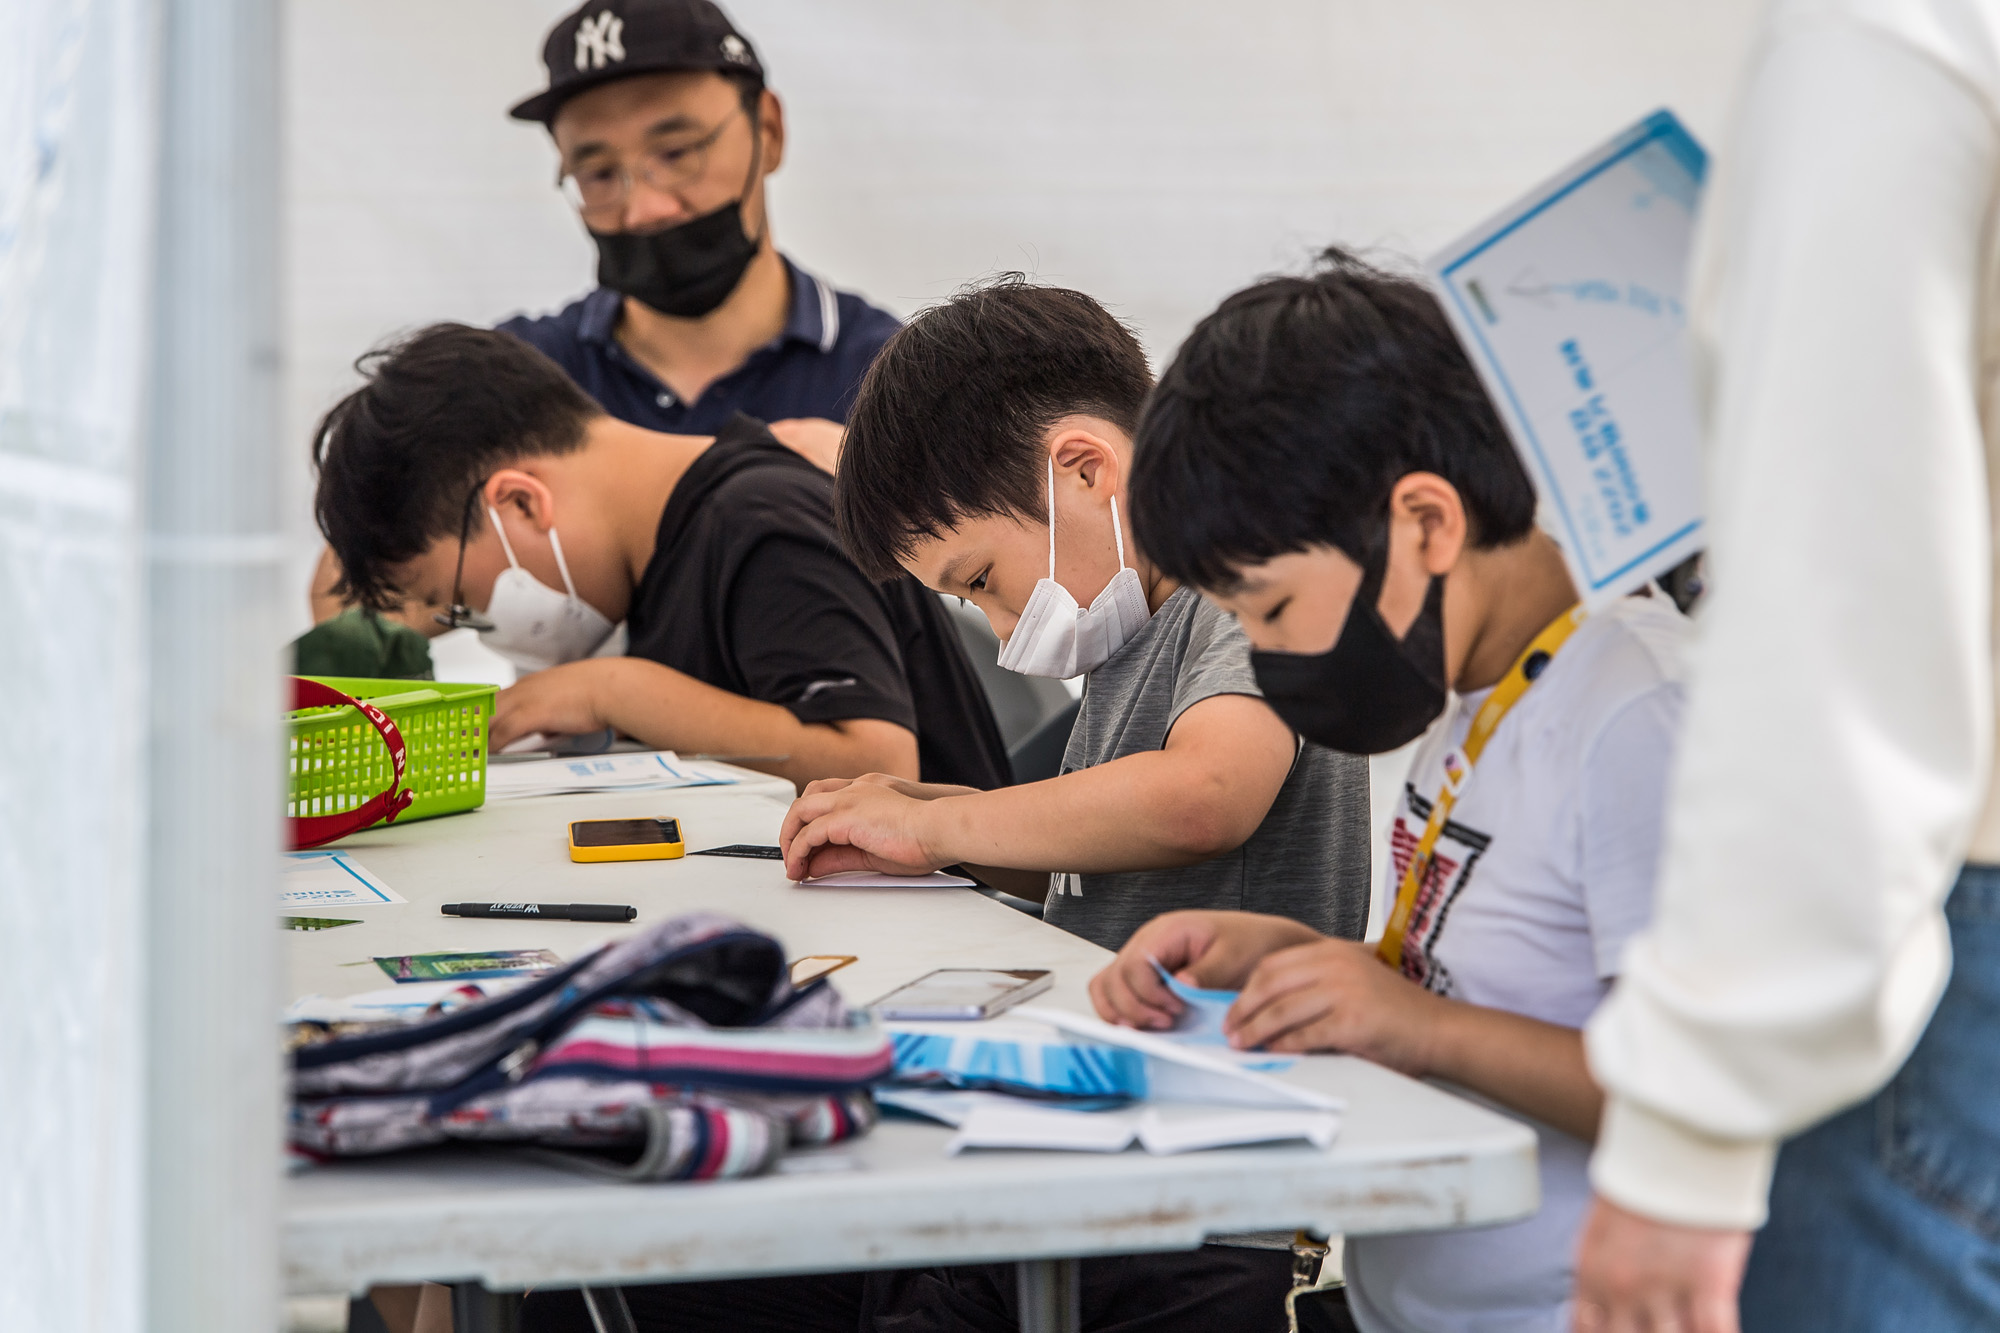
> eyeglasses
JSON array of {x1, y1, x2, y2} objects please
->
[
  {"x1": 434, "y1": 481, "x2": 495, "y2": 633},
  {"x1": 557, "y1": 107, "x2": 746, "y2": 222}
]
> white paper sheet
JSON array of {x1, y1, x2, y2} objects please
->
[
  {"x1": 1134, "y1": 1104, "x2": 1340, "y2": 1155},
  {"x1": 794, "y1": 870, "x2": 977, "y2": 889},
  {"x1": 1429, "y1": 109, "x2": 1708, "y2": 607},
  {"x1": 483, "y1": 750, "x2": 737, "y2": 800},
  {"x1": 936, "y1": 1098, "x2": 1340, "y2": 1156},
  {"x1": 280, "y1": 851, "x2": 406, "y2": 909}
]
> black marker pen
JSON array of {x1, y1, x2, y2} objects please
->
[{"x1": 441, "y1": 902, "x2": 636, "y2": 922}]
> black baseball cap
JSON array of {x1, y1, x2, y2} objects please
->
[{"x1": 508, "y1": 0, "x2": 764, "y2": 126}]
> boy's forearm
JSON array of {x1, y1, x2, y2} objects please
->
[
  {"x1": 1424, "y1": 1002, "x2": 1604, "y2": 1142},
  {"x1": 914, "y1": 751, "x2": 1254, "y2": 873},
  {"x1": 594, "y1": 659, "x2": 919, "y2": 788}
]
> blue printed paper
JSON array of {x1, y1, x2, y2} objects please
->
[
  {"x1": 1429, "y1": 110, "x2": 1708, "y2": 607},
  {"x1": 887, "y1": 1025, "x2": 1147, "y2": 1098},
  {"x1": 1150, "y1": 958, "x2": 1237, "y2": 1046}
]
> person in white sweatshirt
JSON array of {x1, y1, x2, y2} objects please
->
[{"x1": 1575, "y1": 2, "x2": 2000, "y2": 1329}]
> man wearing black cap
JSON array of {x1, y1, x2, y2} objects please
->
[
  {"x1": 499, "y1": 0, "x2": 899, "y2": 438},
  {"x1": 305, "y1": 0, "x2": 877, "y2": 626}
]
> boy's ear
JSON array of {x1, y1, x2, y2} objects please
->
[
  {"x1": 1048, "y1": 424, "x2": 1123, "y2": 495},
  {"x1": 482, "y1": 468, "x2": 558, "y2": 533},
  {"x1": 1388, "y1": 472, "x2": 1469, "y2": 576}
]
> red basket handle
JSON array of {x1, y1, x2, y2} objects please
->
[{"x1": 288, "y1": 677, "x2": 417, "y2": 850}]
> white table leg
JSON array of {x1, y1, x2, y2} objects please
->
[{"x1": 1015, "y1": 1257, "x2": 1081, "y2": 1333}]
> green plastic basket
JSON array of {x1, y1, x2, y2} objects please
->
[{"x1": 288, "y1": 676, "x2": 498, "y2": 830}]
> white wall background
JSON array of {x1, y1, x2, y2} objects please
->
[
  {"x1": 282, "y1": 0, "x2": 1761, "y2": 633},
  {"x1": 284, "y1": 1, "x2": 1763, "y2": 907}
]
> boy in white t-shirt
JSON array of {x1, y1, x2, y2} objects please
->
[{"x1": 1093, "y1": 249, "x2": 1689, "y2": 1333}]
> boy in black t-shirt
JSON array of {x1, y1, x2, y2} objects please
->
[{"x1": 312, "y1": 322, "x2": 1007, "y2": 792}]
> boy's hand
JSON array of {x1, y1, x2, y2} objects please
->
[
  {"x1": 1226, "y1": 938, "x2": 1447, "y2": 1071},
  {"x1": 780, "y1": 776, "x2": 945, "y2": 879},
  {"x1": 1090, "y1": 911, "x2": 1323, "y2": 1031},
  {"x1": 489, "y1": 660, "x2": 617, "y2": 749}
]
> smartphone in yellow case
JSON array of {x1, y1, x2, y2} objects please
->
[{"x1": 568, "y1": 817, "x2": 686, "y2": 863}]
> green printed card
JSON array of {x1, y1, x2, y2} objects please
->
[{"x1": 375, "y1": 949, "x2": 563, "y2": 982}]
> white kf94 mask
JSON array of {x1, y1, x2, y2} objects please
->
[
  {"x1": 479, "y1": 506, "x2": 615, "y2": 674},
  {"x1": 994, "y1": 461, "x2": 1151, "y2": 678}
]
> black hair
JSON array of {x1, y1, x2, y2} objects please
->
[
  {"x1": 312, "y1": 323, "x2": 603, "y2": 612},
  {"x1": 1130, "y1": 247, "x2": 1536, "y2": 592},
  {"x1": 835, "y1": 275, "x2": 1154, "y2": 580}
]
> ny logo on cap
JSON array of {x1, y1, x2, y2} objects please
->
[
  {"x1": 575, "y1": 10, "x2": 626, "y2": 71},
  {"x1": 720, "y1": 34, "x2": 751, "y2": 64}
]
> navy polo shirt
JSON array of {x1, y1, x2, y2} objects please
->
[{"x1": 496, "y1": 256, "x2": 901, "y2": 432}]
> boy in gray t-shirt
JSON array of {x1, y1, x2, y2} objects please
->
[
  {"x1": 748, "y1": 274, "x2": 1373, "y2": 1333},
  {"x1": 774, "y1": 279, "x2": 1371, "y2": 953},
  {"x1": 1050, "y1": 586, "x2": 1367, "y2": 948}
]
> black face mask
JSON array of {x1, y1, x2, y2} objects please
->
[
  {"x1": 1250, "y1": 542, "x2": 1449, "y2": 755},
  {"x1": 588, "y1": 119, "x2": 765, "y2": 320},
  {"x1": 590, "y1": 198, "x2": 761, "y2": 319}
]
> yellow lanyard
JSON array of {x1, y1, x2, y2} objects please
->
[{"x1": 1375, "y1": 604, "x2": 1587, "y2": 971}]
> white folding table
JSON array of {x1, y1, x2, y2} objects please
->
[{"x1": 284, "y1": 772, "x2": 1539, "y2": 1332}]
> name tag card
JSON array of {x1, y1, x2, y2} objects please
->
[{"x1": 1429, "y1": 110, "x2": 1708, "y2": 608}]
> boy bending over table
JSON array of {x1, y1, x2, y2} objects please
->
[
  {"x1": 778, "y1": 278, "x2": 1372, "y2": 952},
  {"x1": 1094, "y1": 250, "x2": 1692, "y2": 1333},
  {"x1": 311, "y1": 323, "x2": 1007, "y2": 793}
]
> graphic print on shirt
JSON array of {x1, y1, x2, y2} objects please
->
[{"x1": 1388, "y1": 784, "x2": 1492, "y2": 996}]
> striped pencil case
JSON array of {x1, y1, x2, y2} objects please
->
[{"x1": 288, "y1": 912, "x2": 890, "y2": 1181}]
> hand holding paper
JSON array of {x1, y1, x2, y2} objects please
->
[
  {"x1": 1227, "y1": 936, "x2": 1448, "y2": 1066},
  {"x1": 1089, "y1": 910, "x2": 1322, "y2": 1032},
  {"x1": 780, "y1": 774, "x2": 950, "y2": 879},
  {"x1": 1149, "y1": 959, "x2": 1237, "y2": 1045}
]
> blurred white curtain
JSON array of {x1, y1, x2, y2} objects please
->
[
  {"x1": 144, "y1": 0, "x2": 285, "y2": 1321},
  {"x1": 2, "y1": 0, "x2": 284, "y2": 1329},
  {"x1": 0, "y1": 0, "x2": 157, "y2": 1329}
]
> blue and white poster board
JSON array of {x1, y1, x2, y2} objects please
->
[{"x1": 1429, "y1": 110, "x2": 1707, "y2": 608}]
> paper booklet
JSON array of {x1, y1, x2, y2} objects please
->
[
  {"x1": 1428, "y1": 109, "x2": 1708, "y2": 609},
  {"x1": 1016, "y1": 1007, "x2": 1337, "y2": 1111},
  {"x1": 877, "y1": 1088, "x2": 1340, "y2": 1157},
  {"x1": 483, "y1": 750, "x2": 738, "y2": 800},
  {"x1": 881, "y1": 1007, "x2": 1341, "y2": 1155},
  {"x1": 958, "y1": 1100, "x2": 1338, "y2": 1157}
]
